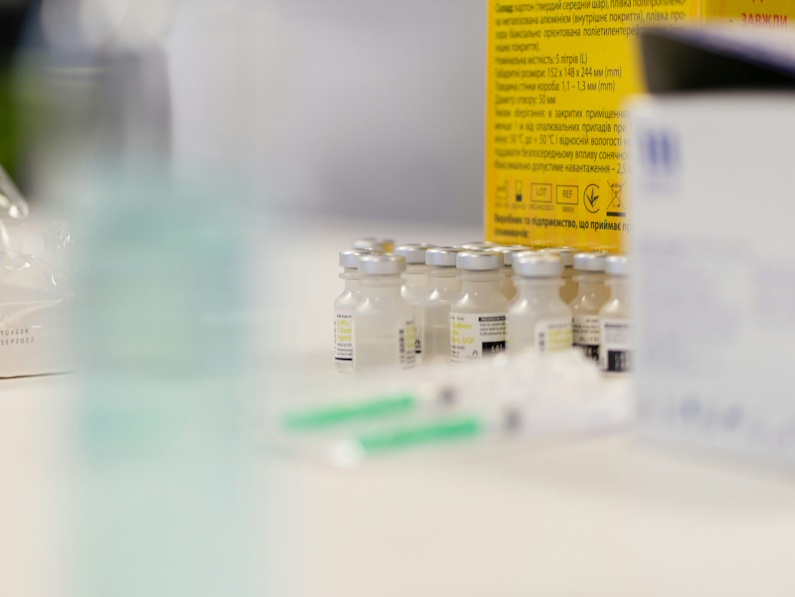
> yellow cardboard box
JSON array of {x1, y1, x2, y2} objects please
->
[{"x1": 484, "y1": 0, "x2": 794, "y2": 251}]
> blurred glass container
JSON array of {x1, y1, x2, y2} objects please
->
[{"x1": 16, "y1": 24, "x2": 258, "y2": 596}]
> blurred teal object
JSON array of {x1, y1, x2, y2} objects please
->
[
  {"x1": 22, "y1": 36, "x2": 264, "y2": 597},
  {"x1": 73, "y1": 166, "x2": 257, "y2": 597}
]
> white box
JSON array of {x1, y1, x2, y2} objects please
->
[
  {"x1": 0, "y1": 287, "x2": 73, "y2": 378},
  {"x1": 628, "y1": 94, "x2": 795, "y2": 461}
]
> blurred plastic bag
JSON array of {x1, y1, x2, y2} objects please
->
[{"x1": 0, "y1": 167, "x2": 74, "y2": 377}]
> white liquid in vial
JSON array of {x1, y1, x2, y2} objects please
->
[
  {"x1": 570, "y1": 271, "x2": 609, "y2": 363},
  {"x1": 401, "y1": 264, "x2": 430, "y2": 360},
  {"x1": 450, "y1": 269, "x2": 508, "y2": 362},
  {"x1": 354, "y1": 275, "x2": 416, "y2": 371},
  {"x1": 508, "y1": 278, "x2": 572, "y2": 353},
  {"x1": 599, "y1": 275, "x2": 632, "y2": 373},
  {"x1": 420, "y1": 267, "x2": 461, "y2": 363}
]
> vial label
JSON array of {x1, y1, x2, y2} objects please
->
[
  {"x1": 535, "y1": 318, "x2": 572, "y2": 353},
  {"x1": 333, "y1": 311, "x2": 354, "y2": 362},
  {"x1": 398, "y1": 320, "x2": 417, "y2": 369},
  {"x1": 599, "y1": 319, "x2": 632, "y2": 372},
  {"x1": 413, "y1": 306, "x2": 423, "y2": 356},
  {"x1": 450, "y1": 313, "x2": 506, "y2": 362},
  {"x1": 573, "y1": 314, "x2": 600, "y2": 362}
]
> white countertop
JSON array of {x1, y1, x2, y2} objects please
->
[{"x1": 3, "y1": 215, "x2": 795, "y2": 597}]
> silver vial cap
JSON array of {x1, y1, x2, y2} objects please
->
[
  {"x1": 488, "y1": 245, "x2": 530, "y2": 267},
  {"x1": 456, "y1": 250, "x2": 503, "y2": 271},
  {"x1": 573, "y1": 252, "x2": 607, "y2": 272},
  {"x1": 352, "y1": 237, "x2": 395, "y2": 252},
  {"x1": 358, "y1": 254, "x2": 406, "y2": 275},
  {"x1": 339, "y1": 249, "x2": 373, "y2": 268},
  {"x1": 605, "y1": 255, "x2": 630, "y2": 276},
  {"x1": 540, "y1": 247, "x2": 575, "y2": 268},
  {"x1": 394, "y1": 243, "x2": 435, "y2": 264},
  {"x1": 425, "y1": 246, "x2": 462, "y2": 267},
  {"x1": 458, "y1": 241, "x2": 499, "y2": 250},
  {"x1": 513, "y1": 253, "x2": 562, "y2": 278}
]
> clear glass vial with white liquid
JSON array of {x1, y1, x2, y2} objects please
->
[
  {"x1": 449, "y1": 251, "x2": 508, "y2": 362},
  {"x1": 488, "y1": 245, "x2": 529, "y2": 301},
  {"x1": 420, "y1": 246, "x2": 463, "y2": 363},
  {"x1": 599, "y1": 255, "x2": 632, "y2": 373},
  {"x1": 507, "y1": 253, "x2": 572, "y2": 353},
  {"x1": 569, "y1": 252, "x2": 609, "y2": 363},
  {"x1": 395, "y1": 243, "x2": 435, "y2": 360},
  {"x1": 540, "y1": 247, "x2": 578, "y2": 304},
  {"x1": 333, "y1": 249, "x2": 372, "y2": 373},
  {"x1": 353, "y1": 254, "x2": 416, "y2": 371}
]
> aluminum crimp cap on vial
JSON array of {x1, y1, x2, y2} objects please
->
[
  {"x1": 339, "y1": 248, "x2": 376, "y2": 268},
  {"x1": 394, "y1": 243, "x2": 436, "y2": 265},
  {"x1": 358, "y1": 253, "x2": 406, "y2": 275},
  {"x1": 352, "y1": 237, "x2": 395, "y2": 252},
  {"x1": 425, "y1": 246, "x2": 462, "y2": 267},
  {"x1": 540, "y1": 247, "x2": 575, "y2": 268},
  {"x1": 605, "y1": 255, "x2": 630, "y2": 276},
  {"x1": 487, "y1": 245, "x2": 531, "y2": 267},
  {"x1": 513, "y1": 253, "x2": 562, "y2": 278},
  {"x1": 573, "y1": 252, "x2": 607, "y2": 272},
  {"x1": 458, "y1": 241, "x2": 499, "y2": 250},
  {"x1": 455, "y1": 250, "x2": 503, "y2": 271}
]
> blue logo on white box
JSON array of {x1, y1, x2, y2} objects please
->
[
  {"x1": 639, "y1": 129, "x2": 680, "y2": 196},
  {"x1": 642, "y1": 130, "x2": 678, "y2": 173}
]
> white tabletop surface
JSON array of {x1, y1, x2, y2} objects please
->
[{"x1": 3, "y1": 215, "x2": 795, "y2": 597}]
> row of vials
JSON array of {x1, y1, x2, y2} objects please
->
[{"x1": 334, "y1": 238, "x2": 631, "y2": 373}]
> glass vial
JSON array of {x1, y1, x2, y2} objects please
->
[
  {"x1": 507, "y1": 253, "x2": 572, "y2": 353},
  {"x1": 352, "y1": 237, "x2": 395, "y2": 252},
  {"x1": 420, "y1": 246, "x2": 463, "y2": 363},
  {"x1": 333, "y1": 249, "x2": 371, "y2": 373},
  {"x1": 450, "y1": 251, "x2": 508, "y2": 362},
  {"x1": 353, "y1": 254, "x2": 416, "y2": 371},
  {"x1": 570, "y1": 252, "x2": 609, "y2": 363},
  {"x1": 540, "y1": 247, "x2": 577, "y2": 304},
  {"x1": 395, "y1": 243, "x2": 435, "y2": 360},
  {"x1": 599, "y1": 256, "x2": 632, "y2": 373},
  {"x1": 489, "y1": 245, "x2": 529, "y2": 301}
]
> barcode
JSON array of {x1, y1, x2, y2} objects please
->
[
  {"x1": 538, "y1": 332, "x2": 546, "y2": 352},
  {"x1": 398, "y1": 329, "x2": 405, "y2": 362}
]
